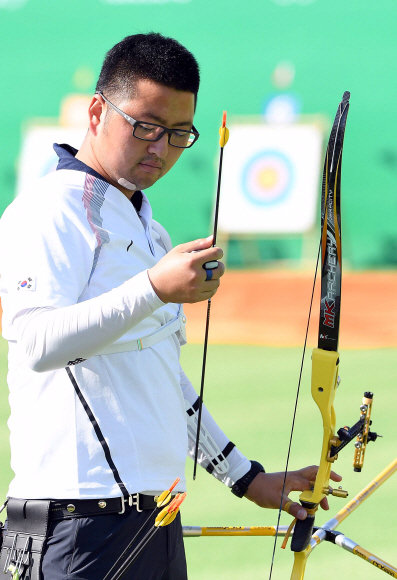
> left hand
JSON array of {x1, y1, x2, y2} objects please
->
[{"x1": 244, "y1": 465, "x2": 342, "y2": 521}]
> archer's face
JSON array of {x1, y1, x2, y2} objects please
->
[{"x1": 92, "y1": 79, "x2": 195, "y2": 193}]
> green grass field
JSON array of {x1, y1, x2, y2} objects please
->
[{"x1": 1, "y1": 338, "x2": 396, "y2": 579}]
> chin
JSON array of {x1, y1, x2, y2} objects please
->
[{"x1": 138, "y1": 176, "x2": 162, "y2": 190}]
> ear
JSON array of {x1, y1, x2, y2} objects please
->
[{"x1": 88, "y1": 94, "x2": 105, "y2": 136}]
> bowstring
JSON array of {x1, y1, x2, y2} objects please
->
[{"x1": 268, "y1": 239, "x2": 321, "y2": 579}]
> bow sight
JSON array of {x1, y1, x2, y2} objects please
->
[
  {"x1": 307, "y1": 391, "x2": 381, "y2": 503},
  {"x1": 329, "y1": 391, "x2": 381, "y2": 471}
]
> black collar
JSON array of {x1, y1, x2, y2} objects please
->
[
  {"x1": 54, "y1": 143, "x2": 106, "y2": 182},
  {"x1": 53, "y1": 143, "x2": 143, "y2": 212}
]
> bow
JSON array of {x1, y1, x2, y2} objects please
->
[
  {"x1": 291, "y1": 92, "x2": 350, "y2": 579},
  {"x1": 287, "y1": 90, "x2": 350, "y2": 579},
  {"x1": 269, "y1": 91, "x2": 380, "y2": 580},
  {"x1": 290, "y1": 91, "x2": 352, "y2": 560}
]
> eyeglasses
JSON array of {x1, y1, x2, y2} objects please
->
[{"x1": 98, "y1": 92, "x2": 199, "y2": 149}]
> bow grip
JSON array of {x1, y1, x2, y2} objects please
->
[{"x1": 290, "y1": 502, "x2": 317, "y2": 552}]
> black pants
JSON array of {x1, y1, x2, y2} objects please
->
[{"x1": 41, "y1": 508, "x2": 187, "y2": 580}]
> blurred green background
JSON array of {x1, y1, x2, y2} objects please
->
[{"x1": 1, "y1": 0, "x2": 397, "y2": 266}]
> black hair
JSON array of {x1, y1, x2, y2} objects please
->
[{"x1": 96, "y1": 33, "x2": 200, "y2": 105}]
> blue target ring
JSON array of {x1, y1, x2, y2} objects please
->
[{"x1": 242, "y1": 150, "x2": 294, "y2": 206}]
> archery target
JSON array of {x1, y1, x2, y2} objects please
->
[
  {"x1": 218, "y1": 123, "x2": 323, "y2": 234},
  {"x1": 242, "y1": 150, "x2": 294, "y2": 206}
]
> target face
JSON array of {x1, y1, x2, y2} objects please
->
[
  {"x1": 242, "y1": 150, "x2": 294, "y2": 206},
  {"x1": 218, "y1": 123, "x2": 323, "y2": 234}
]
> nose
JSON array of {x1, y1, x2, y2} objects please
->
[{"x1": 147, "y1": 132, "x2": 169, "y2": 159}]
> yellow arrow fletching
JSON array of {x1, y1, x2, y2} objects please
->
[
  {"x1": 155, "y1": 492, "x2": 187, "y2": 527},
  {"x1": 156, "y1": 490, "x2": 171, "y2": 507},
  {"x1": 219, "y1": 127, "x2": 229, "y2": 147},
  {"x1": 219, "y1": 111, "x2": 229, "y2": 147},
  {"x1": 155, "y1": 505, "x2": 178, "y2": 527},
  {"x1": 155, "y1": 509, "x2": 178, "y2": 527},
  {"x1": 155, "y1": 477, "x2": 180, "y2": 507},
  {"x1": 155, "y1": 505, "x2": 169, "y2": 526}
]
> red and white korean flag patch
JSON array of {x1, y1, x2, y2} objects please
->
[{"x1": 17, "y1": 277, "x2": 36, "y2": 291}]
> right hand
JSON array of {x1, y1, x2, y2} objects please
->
[
  {"x1": 244, "y1": 466, "x2": 342, "y2": 519},
  {"x1": 148, "y1": 236, "x2": 225, "y2": 304}
]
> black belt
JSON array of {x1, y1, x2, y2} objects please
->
[{"x1": 50, "y1": 494, "x2": 157, "y2": 520}]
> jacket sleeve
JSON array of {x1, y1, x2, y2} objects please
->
[
  {"x1": 16, "y1": 271, "x2": 163, "y2": 372},
  {"x1": 180, "y1": 365, "x2": 251, "y2": 486}
]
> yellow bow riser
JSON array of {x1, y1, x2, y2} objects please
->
[
  {"x1": 300, "y1": 349, "x2": 340, "y2": 506},
  {"x1": 290, "y1": 349, "x2": 346, "y2": 554}
]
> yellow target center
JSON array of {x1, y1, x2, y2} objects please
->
[{"x1": 257, "y1": 168, "x2": 278, "y2": 190}]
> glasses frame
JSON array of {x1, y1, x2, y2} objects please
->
[{"x1": 98, "y1": 92, "x2": 199, "y2": 149}]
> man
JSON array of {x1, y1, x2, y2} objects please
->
[{"x1": 0, "y1": 33, "x2": 340, "y2": 579}]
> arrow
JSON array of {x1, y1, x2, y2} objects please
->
[
  {"x1": 104, "y1": 478, "x2": 180, "y2": 580},
  {"x1": 109, "y1": 493, "x2": 187, "y2": 580},
  {"x1": 193, "y1": 111, "x2": 229, "y2": 479}
]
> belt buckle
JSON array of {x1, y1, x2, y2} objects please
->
[
  {"x1": 131, "y1": 493, "x2": 143, "y2": 513},
  {"x1": 118, "y1": 496, "x2": 127, "y2": 515},
  {"x1": 118, "y1": 494, "x2": 142, "y2": 514}
]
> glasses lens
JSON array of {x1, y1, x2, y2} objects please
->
[
  {"x1": 134, "y1": 122, "x2": 197, "y2": 148},
  {"x1": 169, "y1": 131, "x2": 196, "y2": 148},
  {"x1": 134, "y1": 123, "x2": 163, "y2": 141}
]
